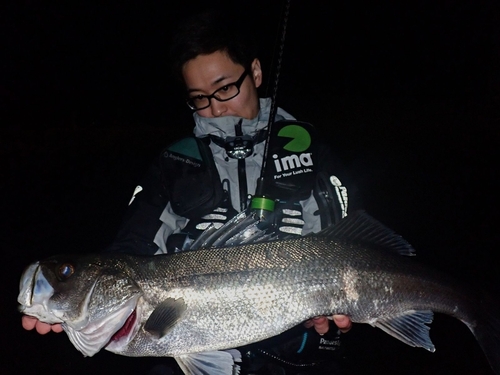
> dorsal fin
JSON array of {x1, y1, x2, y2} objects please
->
[{"x1": 318, "y1": 210, "x2": 416, "y2": 256}]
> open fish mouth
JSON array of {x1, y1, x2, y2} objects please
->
[
  {"x1": 17, "y1": 261, "x2": 142, "y2": 357},
  {"x1": 18, "y1": 262, "x2": 63, "y2": 324}
]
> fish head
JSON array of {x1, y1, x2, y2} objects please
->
[{"x1": 18, "y1": 254, "x2": 143, "y2": 357}]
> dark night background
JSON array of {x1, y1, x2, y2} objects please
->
[{"x1": 1, "y1": 1, "x2": 499, "y2": 374}]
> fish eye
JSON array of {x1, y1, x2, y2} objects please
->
[{"x1": 58, "y1": 263, "x2": 75, "y2": 279}]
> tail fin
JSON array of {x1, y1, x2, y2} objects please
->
[{"x1": 468, "y1": 294, "x2": 500, "y2": 374}]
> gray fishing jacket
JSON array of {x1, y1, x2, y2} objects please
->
[{"x1": 108, "y1": 98, "x2": 352, "y2": 256}]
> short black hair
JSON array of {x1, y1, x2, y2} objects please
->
[{"x1": 169, "y1": 10, "x2": 258, "y2": 84}]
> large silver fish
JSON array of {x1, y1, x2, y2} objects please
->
[{"x1": 18, "y1": 211, "x2": 500, "y2": 374}]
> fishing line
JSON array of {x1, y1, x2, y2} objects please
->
[{"x1": 256, "y1": 348, "x2": 318, "y2": 368}]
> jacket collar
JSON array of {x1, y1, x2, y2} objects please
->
[{"x1": 192, "y1": 98, "x2": 293, "y2": 139}]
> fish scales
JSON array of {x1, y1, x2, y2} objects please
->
[
  {"x1": 88, "y1": 236, "x2": 472, "y2": 356},
  {"x1": 113, "y1": 237, "x2": 346, "y2": 356}
]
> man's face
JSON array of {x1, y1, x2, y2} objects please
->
[{"x1": 182, "y1": 50, "x2": 262, "y2": 119}]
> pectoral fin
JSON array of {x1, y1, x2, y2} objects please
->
[
  {"x1": 372, "y1": 310, "x2": 435, "y2": 351},
  {"x1": 144, "y1": 297, "x2": 187, "y2": 338},
  {"x1": 175, "y1": 350, "x2": 241, "y2": 375}
]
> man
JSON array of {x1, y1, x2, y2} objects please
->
[{"x1": 22, "y1": 9, "x2": 354, "y2": 374}]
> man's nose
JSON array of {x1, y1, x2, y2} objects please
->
[{"x1": 210, "y1": 100, "x2": 227, "y2": 117}]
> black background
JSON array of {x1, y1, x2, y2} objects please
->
[{"x1": 1, "y1": 1, "x2": 499, "y2": 374}]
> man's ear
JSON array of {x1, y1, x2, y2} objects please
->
[{"x1": 250, "y1": 58, "x2": 262, "y2": 88}]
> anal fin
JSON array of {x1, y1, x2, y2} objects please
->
[{"x1": 372, "y1": 310, "x2": 435, "y2": 351}]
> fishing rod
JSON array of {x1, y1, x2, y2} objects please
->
[{"x1": 251, "y1": 0, "x2": 291, "y2": 220}]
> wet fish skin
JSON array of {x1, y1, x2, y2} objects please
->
[{"x1": 17, "y1": 212, "x2": 500, "y2": 374}]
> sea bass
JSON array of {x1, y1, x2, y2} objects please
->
[{"x1": 18, "y1": 211, "x2": 500, "y2": 374}]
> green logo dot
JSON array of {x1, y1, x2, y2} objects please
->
[{"x1": 277, "y1": 125, "x2": 311, "y2": 152}]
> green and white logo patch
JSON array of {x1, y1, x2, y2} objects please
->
[{"x1": 277, "y1": 125, "x2": 311, "y2": 152}]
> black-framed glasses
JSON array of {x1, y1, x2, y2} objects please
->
[{"x1": 186, "y1": 70, "x2": 249, "y2": 111}]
